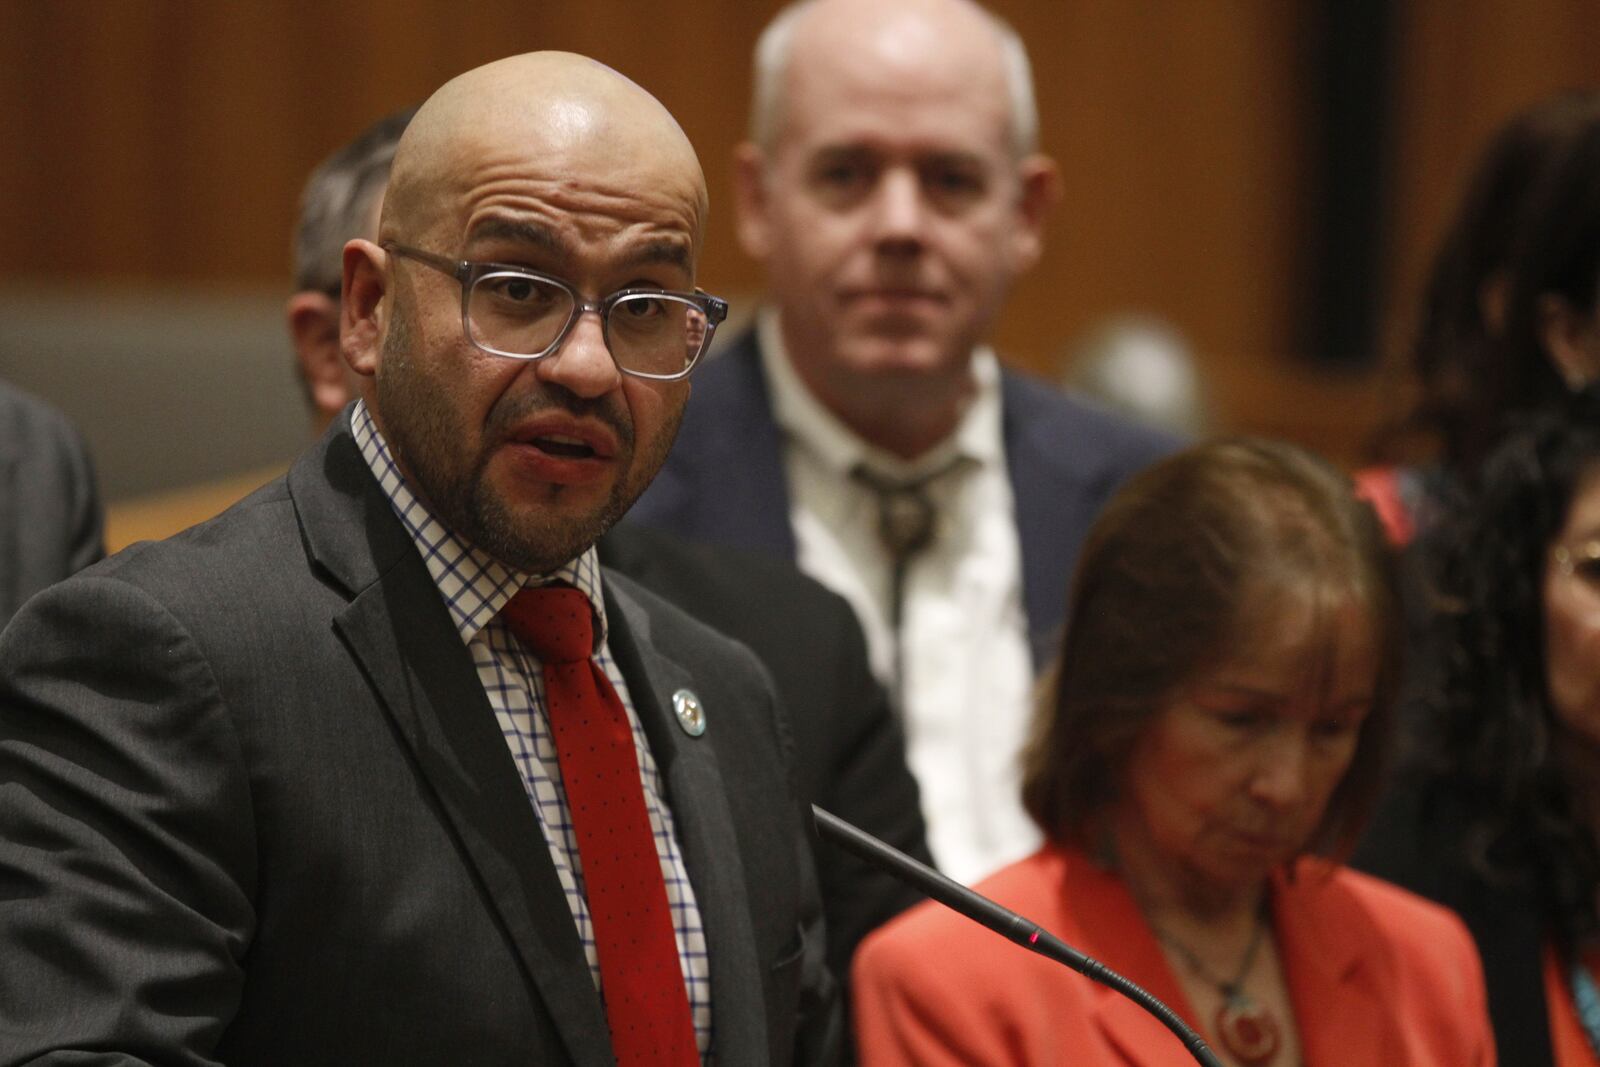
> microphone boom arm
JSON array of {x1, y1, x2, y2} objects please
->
[{"x1": 812, "y1": 804, "x2": 1224, "y2": 1067}]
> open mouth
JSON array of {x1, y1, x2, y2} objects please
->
[{"x1": 529, "y1": 435, "x2": 597, "y2": 460}]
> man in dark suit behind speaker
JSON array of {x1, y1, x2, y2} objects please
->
[
  {"x1": 0, "y1": 53, "x2": 841, "y2": 1064},
  {"x1": 630, "y1": 0, "x2": 1181, "y2": 886},
  {"x1": 286, "y1": 106, "x2": 932, "y2": 1022}
]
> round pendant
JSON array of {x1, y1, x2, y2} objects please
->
[{"x1": 1214, "y1": 995, "x2": 1281, "y2": 1066}]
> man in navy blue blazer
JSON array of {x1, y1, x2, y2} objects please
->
[{"x1": 631, "y1": 0, "x2": 1180, "y2": 884}]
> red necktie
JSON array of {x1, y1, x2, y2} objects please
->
[{"x1": 502, "y1": 585, "x2": 700, "y2": 1066}]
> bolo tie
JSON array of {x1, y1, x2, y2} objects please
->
[{"x1": 851, "y1": 457, "x2": 969, "y2": 712}]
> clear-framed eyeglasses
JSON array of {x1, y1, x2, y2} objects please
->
[{"x1": 382, "y1": 242, "x2": 728, "y2": 381}]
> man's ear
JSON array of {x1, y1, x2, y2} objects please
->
[
  {"x1": 1540, "y1": 292, "x2": 1600, "y2": 390},
  {"x1": 341, "y1": 239, "x2": 388, "y2": 378},
  {"x1": 732, "y1": 142, "x2": 774, "y2": 261},
  {"x1": 286, "y1": 290, "x2": 352, "y2": 424},
  {"x1": 1008, "y1": 153, "x2": 1061, "y2": 275}
]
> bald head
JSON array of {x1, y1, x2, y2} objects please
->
[
  {"x1": 383, "y1": 52, "x2": 708, "y2": 251},
  {"x1": 751, "y1": 0, "x2": 1037, "y2": 159},
  {"x1": 729, "y1": 0, "x2": 1059, "y2": 459},
  {"x1": 339, "y1": 51, "x2": 716, "y2": 576}
]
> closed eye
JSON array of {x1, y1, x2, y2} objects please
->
[
  {"x1": 1312, "y1": 719, "x2": 1350, "y2": 740},
  {"x1": 1212, "y1": 710, "x2": 1265, "y2": 731}
]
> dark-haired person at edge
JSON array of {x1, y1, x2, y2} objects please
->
[
  {"x1": 0, "y1": 53, "x2": 838, "y2": 1063},
  {"x1": 288, "y1": 105, "x2": 931, "y2": 1022},
  {"x1": 1358, "y1": 89, "x2": 1600, "y2": 546},
  {"x1": 1354, "y1": 396, "x2": 1600, "y2": 1067},
  {"x1": 853, "y1": 439, "x2": 1495, "y2": 1066}
]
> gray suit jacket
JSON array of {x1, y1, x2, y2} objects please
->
[
  {"x1": 0, "y1": 380, "x2": 103, "y2": 628},
  {"x1": 0, "y1": 417, "x2": 836, "y2": 1065}
]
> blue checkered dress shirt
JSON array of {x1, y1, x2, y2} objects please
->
[{"x1": 352, "y1": 401, "x2": 713, "y2": 1057}]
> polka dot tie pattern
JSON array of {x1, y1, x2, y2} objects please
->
[{"x1": 502, "y1": 585, "x2": 700, "y2": 1067}]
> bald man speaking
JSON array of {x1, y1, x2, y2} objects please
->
[{"x1": 0, "y1": 55, "x2": 837, "y2": 1065}]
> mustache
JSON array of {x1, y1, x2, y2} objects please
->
[{"x1": 486, "y1": 389, "x2": 634, "y2": 449}]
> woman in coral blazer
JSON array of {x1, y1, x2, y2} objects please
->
[{"x1": 853, "y1": 440, "x2": 1495, "y2": 1067}]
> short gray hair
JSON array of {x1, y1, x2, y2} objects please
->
[
  {"x1": 291, "y1": 106, "x2": 417, "y2": 294},
  {"x1": 748, "y1": 0, "x2": 1039, "y2": 159}
]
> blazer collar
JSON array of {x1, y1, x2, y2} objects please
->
[
  {"x1": 289, "y1": 419, "x2": 616, "y2": 1067},
  {"x1": 1047, "y1": 847, "x2": 1206, "y2": 1063},
  {"x1": 1056, "y1": 847, "x2": 1397, "y2": 1066},
  {"x1": 1271, "y1": 859, "x2": 1397, "y2": 1065},
  {"x1": 999, "y1": 373, "x2": 1082, "y2": 671},
  {"x1": 287, "y1": 414, "x2": 413, "y2": 596}
]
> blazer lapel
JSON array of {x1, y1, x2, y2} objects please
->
[
  {"x1": 1070, "y1": 852, "x2": 1408, "y2": 1066},
  {"x1": 291, "y1": 424, "x2": 614, "y2": 1067},
  {"x1": 1076, "y1": 852, "x2": 1400, "y2": 1066},
  {"x1": 1048, "y1": 848, "x2": 1208, "y2": 1066},
  {"x1": 1274, "y1": 862, "x2": 1396, "y2": 1066},
  {"x1": 602, "y1": 575, "x2": 768, "y2": 1063},
  {"x1": 1000, "y1": 372, "x2": 1084, "y2": 674},
  {"x1": 1001, "y1": 374, "x2": 1181, "y2": 674}
]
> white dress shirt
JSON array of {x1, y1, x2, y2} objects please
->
[{"x1": 759, "y1": 312, "x2": 1041, "y2": 884}]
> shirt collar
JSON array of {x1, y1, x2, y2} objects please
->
[
  {"x1": 350, "y1": 399, "x2": 608, "y2": 649},
  {"x1": 757, "y1": 306, "x2": 1004, "y2": 481}
]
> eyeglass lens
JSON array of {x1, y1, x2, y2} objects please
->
[{"x1": 470, "y1": 270, "x2": 709, "y2": 375}]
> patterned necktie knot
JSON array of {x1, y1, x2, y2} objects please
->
[{"x1": 502, "y1": 585, "x2": 593, "y2": 663}]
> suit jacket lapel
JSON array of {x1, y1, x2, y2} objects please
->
[
  {"x1": 1275, "y1": 862, "x2": 1396, "y2": 1066},
  {"x1": 1072, "y1": 850, "x2": 1401, "y2": 1066},
  {"x1": 1001, "y1": 374, "x2": 1182, "y2": 675},
  {"x1": 289, "y1": 422, "x2": 614, "y2": 1067},
  {"x1": 1055, "y1": 848, "x2": 1207, "y2": 1065},
  {"x1": 602, "y1": 573, "x2": 768, "y2": 1063},
  {"x1": 1000, "y1": 372, "x2": 1082, "y2": 673}
]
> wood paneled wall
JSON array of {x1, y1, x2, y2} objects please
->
[{"x1": 2, "y1": 0, "x2": 1594, "y2": 467}]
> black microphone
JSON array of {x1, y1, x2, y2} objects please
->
[{"x1": 813, "y1": 804, "x2": 1224, "y2": 1067}]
